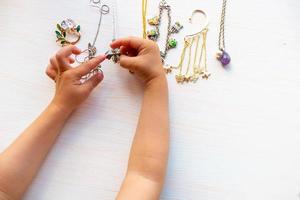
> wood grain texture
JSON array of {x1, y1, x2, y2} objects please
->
[{"x1": 0, "y1": 0, "x2": 300, "y2": 199}]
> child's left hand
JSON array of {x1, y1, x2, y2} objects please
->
[{"x1": 46, "y1": 45, "x2": 105, "y2": 112}]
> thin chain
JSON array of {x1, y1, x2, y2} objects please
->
[
  {"x1": 218, "y1": 0, "x2": 227, "y2": 51},
  {"x1": 174, "y1": 28, "x2": 209, "y2": 83},
  {"x1": 112, "y1": 0, "x2": 118, "y2": 41},
  {"x1": 76, "y1": 1, "x2": 110, "y2": 81},
  {"x1": 91, "y1": 4, "x2": 110, "y2": 47},
  {"x1": 156, "y1": 1, "x2": 172, "y2": 58},
  {"x1": 105, "y1": 0, "x2": 121, "y2": 63},
  {"x1": 202, "y1": 29, "x2": 208, "y2": 72}
]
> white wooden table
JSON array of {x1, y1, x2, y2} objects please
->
[{"x1": 0, "y1": 0, "x2": 300, "y2": 199}]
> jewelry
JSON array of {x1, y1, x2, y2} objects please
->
[
  {"x1": 55, "y1": 19, "x2": 81, "y2": 46},
  {"x1": 167, "y1": 10, "x2": 210, "y2": 84},
  {"x1": 216, "y1": 0, "x2": 231, "y2": 66},
  {"x1": 106, "y1": 0, "x2": 121, "y2": 63},
  {"x1": 74, "y1": 1, "x2": 110, "y2": 81},
  {"x1": 147, "y1": 0, "x2": 183, "y2": 64},
  {"x1": 142, "y1": 0, "x2": 148, "y2": 39}
]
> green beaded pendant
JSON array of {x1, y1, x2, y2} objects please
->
[
  {"x1": 168, "y1": 38, "x2": 177, "y2": 49},
  {"x1": 147, "y1": 29, "x2": 159, "y2": 40}
]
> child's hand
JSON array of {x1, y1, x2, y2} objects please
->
[
  {"x1": 46, "y1": 45, "x2": 105, "y2": 112},
  {"x1": 110, "y1": 37, "x2": 165, "y2": 84}
]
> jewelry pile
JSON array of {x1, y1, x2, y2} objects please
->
[
  {"x1": 54, "y1": 0, "x2": 120, "y2": 81},
  {"x1": 53, "y1": 0, "x2": 232, "y2": 84},
  {"x1": 143, "y1": 0, "x2": 232, "y2": 84}
]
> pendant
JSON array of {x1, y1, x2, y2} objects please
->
[
  {"x1": 170, "y1": 22, "x2": 183, "y2": 34},
  {"x1": 106, "y1": 48, "x2": 121, "y2": 63},
  {"x1": 148, "y1": 16, "x2": 160, "y2": 26},
  {"x1": 167, "y1": 38, "x2": 177, "y2": 49},
  {"x1": 147, "y1": 29, "x2": 159, "y2": 41},
  {"x1": 216, "y1": 50, "x2": 231, "y2": 66}
]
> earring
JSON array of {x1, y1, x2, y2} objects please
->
[
  {"x1": 167, "y1": 9, "x2": 210, "y2": 84},
  {"x1": 55, "y1": 19, "x2": 81, "y2": 46}
]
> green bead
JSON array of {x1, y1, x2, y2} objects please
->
[
  {"x1": 168, "y1": 39, "x2": 177, "y2": 48},
  {"x1": 76, "y1": 25, "x2": 81, "y2": 32},
  {"x1": 150, "y1": 29, "x2": 157, "y2": 36}
]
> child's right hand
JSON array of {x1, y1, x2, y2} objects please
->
[
  {"x1": 110, "y1": 37, "x2": 165, "y2": 84},
  {"x1": 46, "y1": 45, "x2": 105, "y2": 112}
]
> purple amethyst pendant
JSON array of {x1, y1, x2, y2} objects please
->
[{"x1": 216, "y1": 50, "x2": 231, "y2": 66}]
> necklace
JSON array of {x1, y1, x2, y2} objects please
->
[
  {"x1": 147, "y1": 0, "x2": 183, "y2": 64},
  {"x1": 75, "y1": 0, "x2": 109, "y2": 80},
  {"x1": 105, "y1": 0, "x2": 121, "y2": 63},
  {"x1": 168, "y1": 10, "x2": 210, "y2": 84},
  {"x1": 216, "y1": 0, "x2": 231, "y2": 66},
  {"x1": 142, "y1": 0, "x2": 148, "y2": 39}
]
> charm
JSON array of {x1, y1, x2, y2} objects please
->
[
  {"x1": 167, "y1": 38, "x2": 177, "y2": 49},
  {"x1": 105, "y1": 48, "x2": 121, "y2": 63},
  {"x1": 201, "y1": 71, "x2": 211, "y2": 80},
  {"x1": 183, "y1": 76, "x2": 191, "y2": 83},
  {"x1": 147, "y1": 29, "x2": 159, "y2": 41},
  {"x1": 170, "y1": 22, "x2": 183, "y2": 34},
  {"x1": 175, "y1": 75, "x2": 185, "y2": 83},
  {"x1": 164, "y1": 66, "x2": 173, "y2": 74},
  {"x1": 148, "y1": 16, "x2": 160, "y2": 26},
  {"x1": 159, "y1": 0, "x2": 170, "y2": 9},
  {"x1": 216, "y1": 50, "x2": 231, "y2": 66},
  {"x1": 88, "y1": 43, "x2": 97, "y2": 59},
  {"x1": 55, "y1": 19, "x2": 81, "y2": 46}
]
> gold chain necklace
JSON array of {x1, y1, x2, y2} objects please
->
[{"x1": 142, "y1": 0, "x2": 148, "y2": 39}]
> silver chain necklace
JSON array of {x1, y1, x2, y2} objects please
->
[
  {"x1": 147, "y1": 0, "x2": 183, "y2": 64},
  {"x1": 78, "y1": 1, "x2": 110, "y2": 81},
  {"x1": 76, "y1": 0, "x2": 109, "y2": 65},
  {"x1": 86, "y1": 0, "x2": 110, "y2": 61},
  {"x1": 216, "y1": 0, "x2": 231, "y2": 66},
  {"x1": 105, "y1": 0, "x2": 121, "y2": 63},
  {"x1": 76, "y1": 0, "x2": 122, "y2": 81}
]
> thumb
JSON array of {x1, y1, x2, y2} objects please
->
[
  {"x1": 82, "y1": 72, "x2": 104, "y2": 92},
  {"x1": 119, "y1": 55, "x2": 138, "y2": 71}
]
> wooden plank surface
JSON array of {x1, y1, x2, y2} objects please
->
[{"x1": 0, "y1": 0, "x2": 299, "y2": 199}]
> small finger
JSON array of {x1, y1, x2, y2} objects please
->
[
  {"x1": 55, "y1": 45, "x2": 81, "y2": 67},
  {"x1": 68, "y1": 57, "x2": 75, "y2": 64},
  {"x1": 49, "y1": 57, "x2": 72, "y2": 73},
  {"x1": 46, "y1": 64, "x2": 57, "y2": 81},
  {"x1": 56, "y1": 45, "x2": 81, "y2": 58},
  {"x1": 82, "y1": 72, "x2": 104, "y2": 92}
]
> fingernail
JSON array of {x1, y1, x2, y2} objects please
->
[{"x1": 97, "y1": 72, "x2": 104, "y2": 80}]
